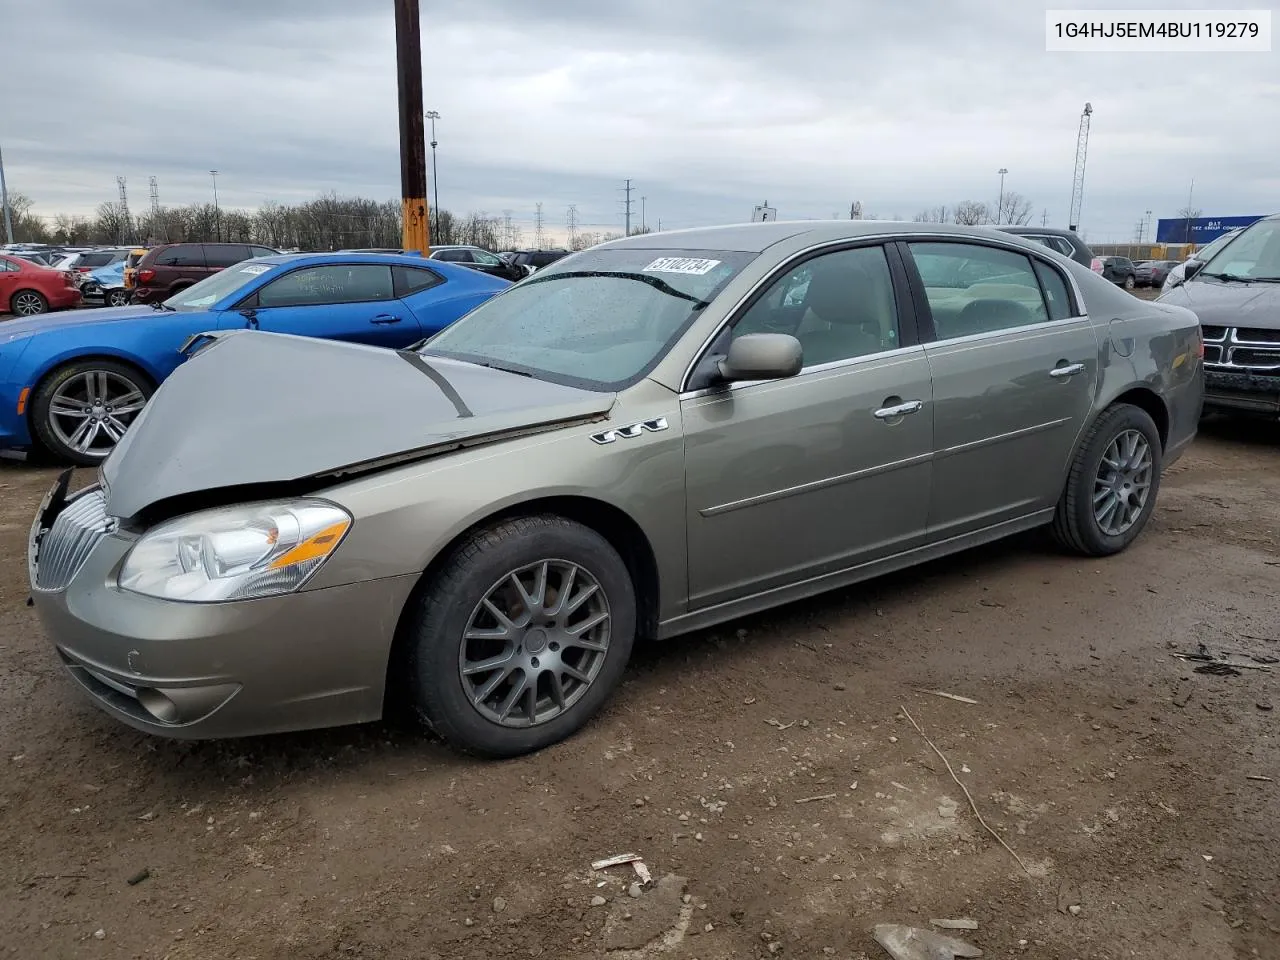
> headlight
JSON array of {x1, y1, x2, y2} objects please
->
[{"x1": 118, "y1": 500, "x2": 352, "y2": 602}]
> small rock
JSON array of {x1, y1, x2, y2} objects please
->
[
  {"x1": 1069, "y1": 905, "x2": 1083, "y2": 916},
  {"x1": 694, "y1": 832, "x2": 704, "y2": 842},
  {"x1": 834, "y1": 683, "x2": 846, "y2": 691},
  {"x1": 93, "y1": 929, "x2": 105, "y2": 940},
  {"x1": 634, "y1": 797, "x2": 645, "y2": 807},
  {"x1": 889, "y1": 736, "x2": 898, "y2": 744},
  {"x1": 824, "y1": 949, "x2": 836, "y2": 956},
  {"x1": 623, "y1": 912, "x2": 632, "y2": 921},
  {"x1": 492, "y1": 897, "x2": 507, "y2": 913},
  {"x1": 463, "y1": 917, "x2": 474, "y2": 927},
  {"x1": 1258, "y1": 702, "x2": 1274, "y2": 712},
  {"x1": 683, "y1": 894, "x2": 693, "y2": 904},
  {"x1": 678, "y1": 813, "x2": 690, "y2": 823},
  {"x1": 590, "y1": 895, "x2": 607, "y2": 907},
  {"x1": 767, "y1": 941, "x2": 782, "y2": 954},
  {"x1": 628, "y1": 881, "x2": 642, "y2": 899},
  {"x1": 704, "y1": 923, "x2": 714, "y2": 933},
  {"x1": 126, "y1": 868, "x2": 150, "y2": 886},
  {"x1": 137, "y1": 812, "x2": 155, "y2": 822}
]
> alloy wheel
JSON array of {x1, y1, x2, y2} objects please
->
[
  {"x1": 106, "y1": 290, "x2": 131, "y2": 307},
  {"x1": 459, "y1": 559, "x2": 611, "y2": 728},
  {"x1": 12, "y1": 292, "x2": 46, "y2": 316},
  {"x1": 1093, "y1": 428, "x2": 1153, "y2": 536},
  {"x1": 47, "y1": 370, "x2": 149, "y2": 458}
]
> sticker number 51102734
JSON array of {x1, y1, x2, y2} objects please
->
[{"x1": 642, "y1": 257, "x2": 722, "y2": 276}]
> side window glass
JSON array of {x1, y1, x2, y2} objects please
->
[
  {"x1": 257, "y1": 265, "x2": 395, "y2": 308},
  {"x1": 393, "y1": 265, "x2": 444, "y2": 296},
  {"x1": 473, "y1": 250, "x2": 502, "y2": 265},
  {"x1": 732, "y1": 246, "x2": 900, "y2": 368},
  {"x1": 908, "y1": 242, "x2": 1048, "y2": 339},
  {"x1": 1033, "y1": 261, "x2": 1074, "y2": 321}
]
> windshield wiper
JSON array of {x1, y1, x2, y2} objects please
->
[
  {"x1": 520, "y1": 270, "x2": 712, "y2": 307},
  {"x1": 1202, "y1": 271, "x2": 1255, "y2": 283}
]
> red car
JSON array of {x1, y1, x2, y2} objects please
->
[{"x1": 0, "y1": 255, "x2": 82, "y2": 316}]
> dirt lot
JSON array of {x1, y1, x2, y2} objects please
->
[{"x1": 2, "y1": 417, "x2": 1279, "y2": 960}]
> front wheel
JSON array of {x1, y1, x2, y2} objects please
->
[
  {"x1": 30, "y1": 360, "x2": 155, "y2": 466},
  {"x1": 1050, "y1": 403, "x2": 1163, "y2": 556},
  {"x1": 403, "y1": 515, "x2": 637, "y2": 757},
  {"x1": 1123, "y1": 274, "x2": 1136, "y2": 290}
]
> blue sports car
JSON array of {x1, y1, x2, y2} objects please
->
[{"x1": 0, "y1": 252, "x2": 510, "y2": 465}]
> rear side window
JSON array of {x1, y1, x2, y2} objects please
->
[
  {"x1": 392, "y1": 265, "x2": 444, "y2": 296},
  {"x1": 204, "y1": 244, "x2": 253, "y2": 269},
  {"x1": 154, "y1": 245, "x2": 205, "y2": 267},
  {"x1": 434, "y1": 249, "x2": 470, "y2": 262},
  {"x1": 251, "y1": 246, "x2": 277, "y2": 259},
  {"x1": 79, "y1": 252, "x2": 113, "y2": 268},
  {"x1": 0, "y1": 258, "x2": 18, "y2": 272},
  {"x1": 1033, "y1": 261, "x2": 1074, "y2": 321}
]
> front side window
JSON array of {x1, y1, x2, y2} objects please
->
[
  {"x1": 473, "y1": 249, "x2": 503, "y2": 266},
  {"x1": 422, "y1": 247, "x2": 757, "y2": 390},
  {"x1": 732, "y1": 245, "x2": 900, "y2": 367},
  {"x1": 256, "y1": 265, "x2": 395, "y2": 308},
  {"x1": 908, "y1": 242, "x2": 1053, "y2": 339}
]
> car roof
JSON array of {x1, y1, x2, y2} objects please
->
[{"x1": 600, "y1": 220, "x2": 1072, "y2": 254}]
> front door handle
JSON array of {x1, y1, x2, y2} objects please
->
[
  {"x1": 873, "y1": 399, "x2": 924, "y2": 420},
  {"x1": 370, "y1": 314, "x2": 402, "y2": 325},
  {"x1": 1049, "y1": 362, "x2": 1085, "y2": 378}
]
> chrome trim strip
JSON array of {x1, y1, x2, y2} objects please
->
[
  {"x1": 935, "y1": 417, "x2": 1072, "y2": 458},
  {"x1": 920, "y1": 314, "x2": 1091, "y2": 352},
  {"x1": 700, "y1": 450, "x2": 934, "y2": 518},
  {"x1": 680, "y1": 344, "x2": 925, "y2": 402}
]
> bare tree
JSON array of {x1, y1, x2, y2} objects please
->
[
  {"x1": 995, "y1": 191, "x2": 1034, "y2": 226},
  {"x1": 953, "y1": 200, "x2": 991, "y2": 226},
  {"x1": 912, "y1": 206, "x2": 950, "y2": 223}
]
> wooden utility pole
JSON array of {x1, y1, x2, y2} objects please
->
[{"x1": 394, "y1": 0, "x2": 430, "y2": 254}]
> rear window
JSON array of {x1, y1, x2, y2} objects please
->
[{"x1": 78, "y1": 252, "x2": 114, "y2": 268}]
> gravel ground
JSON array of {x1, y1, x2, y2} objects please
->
[{"x1": 1, "y1": 414, "x2": 1278, "y2": 960}]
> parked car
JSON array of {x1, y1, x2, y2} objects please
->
[
  {"x1": 24, "y1": 221, "x2": 1202, "y2": 756},
  {"x1": 7, "y1": 250, "x2": 61, "y2": 268},
  {"x1": 0, "y1": 253, "x2": 508, "y2": 464},
  {"x1": 996, "y1": 226, "x2": 1102, "y2": 272},
  {"x1": 63, "y1": 249, "x2": 130, "y2": 278},
  {"x1": 1134, "y1": 259, "x2": 1179, "y2": 288},
  {"x1": 81, "y1": 260, "x2": 131, "y2": 307},
  {"x1": 0, "y1": 254, "x2": 82, "y2": 316},
  {"x1": 130, "y1": 242, "x2": 279, "y2": 303},
  {"x1": 1095, "y1": 256, "x2": 1137, "y2": 289},
  {"x1": 510, "y1": 248, "x2": 572, "y2": 274},
  {"x1": 1161, "y1": 229, "x2": 1244, "y2": 295},
  {"x1": 1157, "y1": 212, "x2": 1280, "y2": 419},
  {"x1": 121, "y1": 247, "x2": 149, "y2": 293},
  {"x1": 427, "y1": 244, "x2": 526, "y2": 282}
]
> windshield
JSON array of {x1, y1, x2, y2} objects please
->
[
  {"x1": 162, "y1": 260, "x2": 275, "y2": 311},
  {"x1": 1199, "y1": 219, "x2": 1280, "y2": 281},
  {"x1": 1192, "y1": 230, "x2": 1240, "y2": 264},
  {"x1": 419, "y1": 247, "x2": 757, "y2": 389}
]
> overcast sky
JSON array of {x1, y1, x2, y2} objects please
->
[{"x1": 4, "y1": 0, "x2": 1278, "y2": 244}]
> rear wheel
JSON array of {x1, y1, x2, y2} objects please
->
[
  {"x1": 31, "y1": 360, "x2": 154, "y2": 466},
  {"x1": 404, "y1": 515, "x2": 637, "y2": 757},
  {"x1": 1123, "y1": 274, "x2": 1136, "y2": 290},
  {"x1": 105, "y1": 288, "x2": 131, "y2": 307},
  {"x1": 1050, "y1": 403, "x2": 1162, "y2": 556},
  {"x1": 10, "y1": 290, "x2": 48, "y2": 316}
]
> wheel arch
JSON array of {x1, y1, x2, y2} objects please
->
[
  {"x1": 26, "y1": 353, "x2": 161, "y2": 430},
  {"x1": 1103, "y1": 384, "x2": 1170, "y2": 449},
  {"x1": 8, "y1": 287, "x2": 49, "y2": 311},
  {"x1": 383, "y1": 494, "x2": 662, "y2": 708}
]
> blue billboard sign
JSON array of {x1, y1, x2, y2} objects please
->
[{"x1": 1156, "y1": 215, "x2": 1265, "y2": 245}]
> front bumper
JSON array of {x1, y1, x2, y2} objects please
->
[
  {"x1": 28, "y1": 482, "x2": 419, "y2": 739},
  {"x1": 1203, "y1": 370, "x2": 1280, "y2": 418}
]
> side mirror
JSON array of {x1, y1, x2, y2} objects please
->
[
  {"x1": 716, "y1": 333, "x2": 803, "y2": 383},
  {"x1": 1183, "y1": 260, "x2": 1205, "y2": 282}
]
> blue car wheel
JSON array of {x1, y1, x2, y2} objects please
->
[{"x1": 31, "y1": 359, "x2": 155, "y2": 466}]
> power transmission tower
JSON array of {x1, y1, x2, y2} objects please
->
[
  {"x1": 1067, "y1": 102, "x2": 1092, "y2": 232},
  {"x1": 533, "y1": 202, "x2": 545, "y2": 248},
  {"x1": 566, "y1": 204, "x2": 579, "y2": 249},
  {"x1": 641, "y1": 196, "x2": 647, "y2": 232},
  {"x1": 116, "y1": 176, "x2": 131, "y2": 245},
  {"x1": 1041, "y1": 208, "x2": 1049, "y2": 226},
  {"x1": 849, "y1": 201, "x2": 862, "y2": 220},
  {"x1": 621, "y1": 179, "x2": 634, "y2": 235}
]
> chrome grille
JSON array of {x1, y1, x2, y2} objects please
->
[
  {"x1": 1202, "y1": 326, "x2": 1280, "y2": 375},
  {"x1": 33, "y1": 486, "x2": 114, "y2": 591}
]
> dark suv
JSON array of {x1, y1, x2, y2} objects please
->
[
  {"x1": 131, "y1": 241, "x2": 278, "y2": 303},
  {"x1": 1097, "y1": 256, "x2": 1138, "y2": 289},
  {"x1": 511, "y1": 248, "x2": 571, "y2": 274},
  {"x1": 996, "y1": 226, "x2": 1101, "y2": 272},
  {"x1": 427, "y1": 245, "x2": 525, "y2": 282}
]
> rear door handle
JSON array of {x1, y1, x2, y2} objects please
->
[
  {"x1": 873, "y1": 399, "x2": 924, "y2": 420},
  {"x1": 370, "y1": 314, "x2": 402, "y2": 325},
  {"x1": 1049, "y1": 362, "x2": 1085, "y2": 378}
]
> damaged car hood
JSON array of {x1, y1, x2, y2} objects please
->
[
  {"x1": 1159, "y1": 279, "x2": 1280, "y2": 328},
  {"x1": 101, "y1": 330, "x2": 615, "y2": 519}
]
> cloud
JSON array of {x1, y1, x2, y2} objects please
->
[{"x1": 5, "y1": 0, "x2": 1279, "y2": 243}]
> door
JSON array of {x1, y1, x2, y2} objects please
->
[
  {"x1": 682, "y1": 244, "x2": 934, "y2": 610},
  {"x1": 218, "y1": 263, "x2": 425, "y2": 348},
  {"x1": 0, "y1": 257, "x2": 21, "y2": 306},
  {"x1": 902, "y1": 239, "x2": 1100, "y2": 537}
]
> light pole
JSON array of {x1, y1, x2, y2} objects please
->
[
  {"x1": 996, "y1": 167, "x2": 1008, "y2": 224},
  {"x1": 425, "y1": 110, "x2": 440, "y2": 237},
  {"x1": 209, "y1": 170, "x2": 220, "y2": 241}
]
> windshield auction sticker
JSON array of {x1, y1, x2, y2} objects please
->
[
  {"x1": 240, "y1": 264, "x2": 271, "y2": 275},
  {"x1": 642, "y1": 257, "x2": 723, "y2": 276}
]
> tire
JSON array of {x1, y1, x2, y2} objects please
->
[
  {"x1": 30, "y1": 359, "x2": 155, "y2": 466},
  {"x1": 10, "y1": 289, "x2": 48, "y2": 316},
  {"x1": 105, "y1": 288, "x2": 131, "y2": 307},
  {"x1": 404, "y1": 514, "x2": 637, "y2": 758},
  {"x1": 1123, "y1": 274, "x2": 1136, "y2": 290},
  {"x1": 1050, "y1": 403, "x2": 1163, "y2": 557}
]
